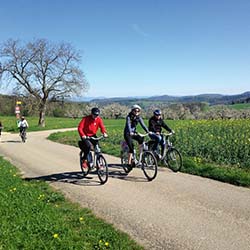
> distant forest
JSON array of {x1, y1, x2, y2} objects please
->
[{"x1": 1, "y1": 92, "x2": 250, "y2": 120}]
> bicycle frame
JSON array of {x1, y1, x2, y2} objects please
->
[
  {"x1": 131, "y1": 133, "x2": 149, "y2": 166},
  {"x1": 120, "y1": 133, "x2": 158, "y2": 181},
  {"x1": 161, "y1": 132, "x2": 174, "y2": 159},
  {"x1": 88, "y1": 139, "x2": 102, "y2": 168},
  {"x1": 157, "y1": 132, "x2": 182, "y2": 172}
]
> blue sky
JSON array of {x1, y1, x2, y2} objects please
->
[{"x1": 0, "y1": 0, "x2": 250, "y2": 98}]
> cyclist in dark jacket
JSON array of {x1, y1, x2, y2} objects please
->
[
  {"x1": 148, "y1": 109, "x2": 174, "y2": 158},
  {"x1": 124, "y1": 104, "x2": 149, "y2": 167}
]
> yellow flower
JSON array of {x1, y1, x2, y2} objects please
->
[
  {"x1": 38, "y1": 194, "x2": 45, "y2": 200},
  {"x1": 53, "y1": 233, "x2": 59, "y2": 239},
  {"x1": 79, "y1": 217, "x2": 84, "y2": 221},
  {"x1": 105, "y1": 242, "x2": 109, "y2": 247}
]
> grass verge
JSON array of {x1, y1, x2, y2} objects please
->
[{"x1": 0, "y1": 156, "x2": 143, "y2": 250}]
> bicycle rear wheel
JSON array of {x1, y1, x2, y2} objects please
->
[
  {"x1": 141, "y1": 151, "x2": 158, "y2": 181},
  {"x1": 96, "y1": 155, "x2": 108, "y2": 184},
  {"x1": 166, "y1": 148, "x2": 182, "y2": 172},
  {"x1": 80, "y1": 151, "x2": 90, "y2": 177},
  {"x1": 121, "y1": 150, "x2": 131, "y2": 173}
]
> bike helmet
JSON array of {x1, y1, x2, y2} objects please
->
[
  {"x1": 154, "y1": 109, "x2": 162, "y2": 116},
  {"x1": 131, "y1": 104, "x2": 141, "y2": 111},
  {"x1": 91, "y1": 107, "x2": 100, "y2": 116}
]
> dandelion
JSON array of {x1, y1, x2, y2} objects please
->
[
  {"x1": 79, "y1": 217, "x2": 84, "y2": 222},
  {"x1": 38, "y1": 194, "x2": 45, "y2": 200},
  {"x1": 105, "y1": 242, "x2": 109, "y2": 247},
  {"x1": 53, "y1": 233, "x2": 59, "y2": 239}
]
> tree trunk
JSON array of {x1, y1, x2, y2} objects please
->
[{"x1": 38, "y1": 102, "x2": 47, "y2": 127}]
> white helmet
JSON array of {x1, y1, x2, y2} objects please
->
[{"x1": 131, "y1": 104, "x2": 141, "y2": 111}]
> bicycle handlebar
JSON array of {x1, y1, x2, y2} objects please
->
[
  {"x1": 137, "y1": 132, "x2": 150, "y2": 137},
  {"x1": 161, "y1": 132, "x2": 174, "y2": 137},
  {"x1": 85, "y1": 135, "x2": 105, "y2": 140}
]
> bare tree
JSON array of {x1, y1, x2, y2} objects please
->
[{"x1": 0, "y1": 38, "x2": 88, "y2": 126}]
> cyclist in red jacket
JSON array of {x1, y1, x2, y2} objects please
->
[{"x1": 78, "y1": 107, "x2": 108, "y2": 168}]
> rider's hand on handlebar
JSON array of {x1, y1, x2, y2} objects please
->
[
  {"x1": 148, "y1": 131, "x2": 153, "y2": 135},
  {"x1": 82, "y1": 135, "x2": 87, "y2": 139},
  {"x1": 103, "y1": 133, "x2": 108, "y2": 138},
  {"x1": 171, "y1": 130, "x2": 175, "y2": 134}
]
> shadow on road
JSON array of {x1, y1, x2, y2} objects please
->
[
  {"x1": 108, "y1": 164, "x2": 150, "y2": 182},
  {"x1": 23, "y1": 164, "x2": 149, "y2": 186},
  {"x1": 24, "y1": 171, "x2": 103, "y2": 186},
  {"x1": 0, "y1": 140, "x2": 22, "y2": 143}
]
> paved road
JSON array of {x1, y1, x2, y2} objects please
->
[{"x1": 0, "y1": 130, "x2": 250, "y2": 250}]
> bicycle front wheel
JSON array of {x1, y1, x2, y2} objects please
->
[
  {"x1": 96, "y1": 155, "x2": 108, "y2": 184},
  {"x1": 141, "y1": 151, "x2": 158, "y2": 181},
  {"x1": 166, "y1": 148, "x2": 182, "y2": 172}
]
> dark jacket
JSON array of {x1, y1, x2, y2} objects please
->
[
  {"x1": 124, "y1": 112, "x2": 149, "y2": 135},
  {"x1": 148, "y1": 116, "x2": 172, "y2": 133}
]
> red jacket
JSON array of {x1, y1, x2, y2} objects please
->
[{"x1": 78, "y1": 115, "x2": 107, "y2": 137}]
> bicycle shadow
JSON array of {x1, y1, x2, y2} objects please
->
[
  {"x1": 0, "y1": 140, "x2": 22, "y2": 143},
  {"x1": 23, "y1": 164, "x2": 150, "y2": 186},
  {"x1": 24, "y1": 171, "x2": 104, "y2": 186},
  {"x1": 108, "y1": 164, "x2": 151, "y2": 182}
]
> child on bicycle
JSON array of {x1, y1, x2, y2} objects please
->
[
  {"x1": 148, "y1": 109, "x2": 174, "y2": 159},
  {"x1": 78, "y1": 107, "x2": 108, "y2": 168},
  {"x1": 17, "y1": 116, "x2": 29, "y2": 136},
  {"x1": 123, "y1": 104, "x2": 150, "y2": 170}
]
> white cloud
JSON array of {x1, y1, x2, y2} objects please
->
[{"x1": 131, "y1": 23, "x2": 149, "y2": 37}]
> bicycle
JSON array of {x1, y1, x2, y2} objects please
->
[
  {"x1": 20, "y1": 128, "x2": 27, "y2": 143},
  {"x1": 120, "y1": 133, "x2": 158, "y2": 181},
  {"x1": 148, "y1": 132, "x2": 182, "y2": 172},
  {"x1": 79, "y1": 136, "x2": 108, "y2": 184}
]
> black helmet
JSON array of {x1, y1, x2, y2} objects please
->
[
  {"x1": 91, "y1": 107, "x2": 100, "y2": 116},
  {"x1": 154, "y1": 109, "x2": 161, "y2": 116}
]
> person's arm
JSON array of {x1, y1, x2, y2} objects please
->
[
  {"x1": 126, "y1": 116, "x2": 133, "y2": 134},
  {"x1": 139, "y1": 117, "x2": 149, "y2": 133},
  {"x1": 26, "y1": 120, "x2": 29, "y2": 128},
  {"x1": 162, "y1": 120, "x2": 172, "y2": 133},
  {"x1": 98, "y1": 117, "x2": 107, "y2": 135},
  {"x1": 78, "y1": 117, "x2": 86, "y2": 137}
]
